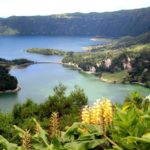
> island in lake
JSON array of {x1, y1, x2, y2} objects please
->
[{"x1": 26, "y1": 48, "x2": 67, "y2": 56}]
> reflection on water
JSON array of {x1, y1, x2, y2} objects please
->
[{"x1": 0, "y1": 92, "x2": 18, "y2": 113}]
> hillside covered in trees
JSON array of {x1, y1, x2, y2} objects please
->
[
  {"x1": 0, "y1": 7, "x2": 150, "y2": 37},
  {"x1": 62, "y1": 32, "x2": 150, "y2": 87}
]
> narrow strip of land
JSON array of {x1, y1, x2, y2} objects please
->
[{"x1": 35, "y1": 61, "x2": 62, "y2": 64}]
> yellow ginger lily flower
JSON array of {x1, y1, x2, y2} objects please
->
[
  {"x1": 81, "y1": 98, "x2": 113, "y2": 128},
  {"x1": 100, "y1": 99, "x2": 113, "y2": 127},
  {"x1": 48, "y1": 112, "x2": 60, "y2": 139},
  {"x1": 21, "y1": 129, "x2": 32, "y2": 150},
  {"x1": 81, "y1": 105, "x2": 90, "y2": 124},
  {"x1": 90, "y1": 106, "x2": 97, "y2": 124}
]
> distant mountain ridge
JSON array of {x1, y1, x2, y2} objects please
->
[{"x1": 0, "y1": 7, "x2": 150, "y2": 37}]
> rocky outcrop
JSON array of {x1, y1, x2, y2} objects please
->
[
  {"x1": 123, "y1": 57, "x2": 132, "y2": 71},
  {"x1": 104, "y1": 58, "x2": 112, "y2": 68}
]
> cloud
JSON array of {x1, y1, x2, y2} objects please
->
[{"x1": 0, "y1": 0, "x2": 150, "y2": 17}]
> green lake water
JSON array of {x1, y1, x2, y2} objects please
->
[{"x1": 0, "y1": 36, "x2": 149, "y2": 112}]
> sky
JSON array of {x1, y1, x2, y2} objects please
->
[{"x1": 0, "y1": 0, "x2": 150, "y2": 17}]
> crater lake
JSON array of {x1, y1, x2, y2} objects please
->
[{"x1": 0, "y1": 36, "x2": 149, "y2": 112}]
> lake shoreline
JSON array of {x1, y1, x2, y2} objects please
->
[
  {"x1": 7, "y1": 58, "x2": 148, "y2": 89},
  {"x1": 63, "y1": 62, "x2": 149, "y2": 88},
  {"x1": 0, "y1": 85, "x2": 21, "y2": 94},
  {"x1": 100, "y1": 77, "x2": 118, "y2": 84},
  {"x1": 9, "y1": 62, "x2": 35, "y2": 70}
]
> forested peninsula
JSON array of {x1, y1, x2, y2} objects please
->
[
  {"x1": 26, "y1": 48, "x2": 66, "y2": 56},
  {"x1": 0, "y1": 58, "x2": 34, "y2": 93}
]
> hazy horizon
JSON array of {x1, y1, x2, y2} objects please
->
[
  {"x1": 0, "y1": 0, "x2": 150, "y2": 17},
  {"x1": 0, "y1": 6, "x2": 150, "y2": 18}
]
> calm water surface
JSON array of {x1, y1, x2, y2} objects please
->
[{"x1": 0, "y1": 36, "x2": 149, "y2": 112}]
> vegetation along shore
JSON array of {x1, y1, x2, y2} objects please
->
[
  {"x1": 26, "y1": 32, "x2": 150, "y2": 88},
  {"x1": 0, "y1": 58, "x2": 34, "y2": 93}
]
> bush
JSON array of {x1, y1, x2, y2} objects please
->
[{"x1": 0, "y1": 92, "x2": 149, "y2": 150}]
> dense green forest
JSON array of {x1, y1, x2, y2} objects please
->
[
  {"x1": 0, "y1": 87, "x2": 150, "y2": 149},
  {"x1": 0, "y1": 58, "x2": 34, "y2": 67},
  {"x1": 0, "y1": 7, "x2": 150, "y2": 37},
  {"x1": 0, "y1": 58, "x2": 33, "y2": 92},
  {"x1": 0, "y1": 66, "x2": 18, "y2": 91}
]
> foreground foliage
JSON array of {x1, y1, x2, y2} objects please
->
[
  {"x1": 0, "y1": 92, "x2": 150, "y2": 149},
  {"x1": 0, "y1": 84, "x2": 87, "y2": 143}
]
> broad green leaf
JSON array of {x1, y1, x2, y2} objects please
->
[
  {"x1": 63, "y1": 122, "x2": 82, "y2": 141},
  {"x1": 65, "y1": 122, "x2": 81, "y2": 136},
  {"x1": 113, "y1": 145, "x2": 123, "y2": 150},
  {"x1": 127, "y1": 136, "x2": 150, "y2": 143},
  {"x1": 78, "y1": 133, "x2": 95, "y2": 141},
  {"x1": 63, "y1": 139, "x2": 106, "y2": 150},
  {"x1": 63, "y1": 141, "x2": 87, "y2": 150},
  {"x1": 13, "y1": 125, "x2": 26, "y2": 137},
  {"x1": 142, "y1": 132, "x2": 150, "y2": 140},
  {"x1": 32, "y1": 118, "x2": 49, "y2": 147},
  {"x1": 140, "y1": 115, "x2": 150, "y2": 120},
  {"x1": 0, "y1": 135, "x2": 24, "y2": 150},
  {"x1": 87, "y1": 139, "x2": 106, "y2": 149},
  {"x1": 122, "y1": 103, "x2": 131, "y2": 111},
  {"x1": 51, "y1": 137, "x2": 63, "y2": 150},
  {"x1": 32, "y1": 143, "x2": 53, "y2": 150},
  {"x1": 82, "y1": 124, "x2": 103, "y2": 135}
]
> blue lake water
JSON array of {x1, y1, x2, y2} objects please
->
[
  {"x1": 0, "y1": 36, "x2": 150, "y2": 112},
  {"x1": 0, "y1": 36, "x2": 102, "y2": 60}
]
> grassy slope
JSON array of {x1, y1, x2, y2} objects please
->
[
  {"x1": 0, "y1": 26, "x2": 19, "y2": 35},
  {"x1": 101, "y1": 71, "x2": 128, "y2": 83}
]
